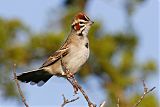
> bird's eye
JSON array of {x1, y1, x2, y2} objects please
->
[{"x1": 79, "y1": 22, "x2": 83, "y2": 24}]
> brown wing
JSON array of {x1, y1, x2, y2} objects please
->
[{"x1": 40, "y1": 47, "x2": 69, "y2": 68}]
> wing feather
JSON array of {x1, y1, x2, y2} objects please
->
[{"x1": 40, "y1": 47, "x2": 69, "y2": 68}]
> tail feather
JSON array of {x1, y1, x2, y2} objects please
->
[{"x1": 17, "y1": 69, "x2": 52, "y2": 86}]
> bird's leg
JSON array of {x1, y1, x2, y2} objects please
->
[
  {"x1": 60, "y1": 55, "x2": 78, "y2": 94},
  {"x1": 60, "y1": 55, "x2": 73, "y2": 78}
]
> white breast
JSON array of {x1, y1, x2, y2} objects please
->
[{"x1": 64, "y1": 37, "x2": 89, "y2": 74}]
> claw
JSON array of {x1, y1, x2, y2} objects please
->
[
  {"x1": 67, "y1": 72, "x2": 74, "y2": 78},
  {"x1": 73, "y1": 84, "x2": 78, "y2": 94}
]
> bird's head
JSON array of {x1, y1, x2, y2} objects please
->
[{"x1": 71, "y1": 12, "x2": 94, "y2": 36}]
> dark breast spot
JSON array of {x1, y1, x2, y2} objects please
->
[{"x1": 85, "y1": 43, "x2": 89, "y2": 48}]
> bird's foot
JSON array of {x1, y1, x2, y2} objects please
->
[{"x1": 66, "y1": 72, "x2": 74, "y2": 79}]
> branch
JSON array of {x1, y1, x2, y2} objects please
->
[
  {"x1": 72, "y1": 76, "x2": 96, "y2": 107},
  {"x1": 61, "y1": 94, "x2": 79, "y2": 107},
  {"x1": 60, "y1": 57, "x2": 106, "y2": 107},
  {"x1": 133, "y1": 80, "x2": 156, "y2": 107},
  {"x1": 99, "y1": 101, "x2": 106, "y2": 107},
  {"x1": 60, "y1": 58, "x2": 96, "y2": 107},
  {"x1": 67, "y1": 77, "x2": 107, "y2": 107},
  {"x1": 116, "y1": 98, "x2": 120, "y2": 107},
  {"x1": 12, "y1": 64, "x2": 29, "y2": 107}
]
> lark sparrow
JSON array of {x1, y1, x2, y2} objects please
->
[{"x1": 17, "y1": 12, "x2": 94, "y2": 86}]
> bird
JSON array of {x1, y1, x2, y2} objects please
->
[{"x1": 17, "y1": 12, "x2": 94, "y2": 86}]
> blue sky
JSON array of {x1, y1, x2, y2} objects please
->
[{"x1": 0, "y1": 0, "x2": 159, "y2": 106}]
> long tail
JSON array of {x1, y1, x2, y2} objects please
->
[{"x1": 17, "y1": 69, "x2": 52, "y2": 86}]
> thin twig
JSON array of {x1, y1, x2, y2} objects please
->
[
  {"x1": 71, "y1": 76, "x2": 96, "y2": 107},
  {"x1": 116, "y1": 98, "x2": 120, "y2": 107},
  {"x1": 68, "y1": 76, "x2": 100, "y2": 107},
  {"x1": 133, "y1": 80, "x2": 156, "y2": 107},
  {"x1": 61, "y1": 94, "x2": 79, "y2": 107},
  {"x1": 60, "y1": 57, "x2": 96, "y2": 107},
  {"x1": 13, "y1": 64, "x2": 29, "y2": 107},
  {"x1": 66, "y1": 77, "x2": 78, "y2": 95},
  {"x1": 99, "y1": 101, "x2": 106, "y2": 107}
]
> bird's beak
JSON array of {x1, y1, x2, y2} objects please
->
[{"x1": 89, "y1": 20, "x2": 94, "y2": 25}]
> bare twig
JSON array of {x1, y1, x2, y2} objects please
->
[
  {"x1": 99, "y1": 101, "x2": 106, "y2": 107},
  {"x1": 116, "y1": 98, "x2": 120, "y2": 107},
  {"x1": 61, "y1": 94, "x2": 79, "y2": 107},
  {"x1": 133, "y1": 80, "x2": 156, "y2": 107},
  {"x1": 60, "y1": 57, "x2": 96, "y2": 107},
  {"x1": 13, "y1": 64, "x2": 29, "y2": 107},
  {"x1": 71, "y1": 76, "x2": 96, "y2": 107},
  {"x1": 67, "y1": 76, "x2": 106, "y2": 107},
  {"x1": 66, "y1": 77, "x2": 78, "y2": 95}
]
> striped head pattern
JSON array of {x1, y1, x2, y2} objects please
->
[{"x1": 72, "y1": 12, "x2": 94, "y2": 36}]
